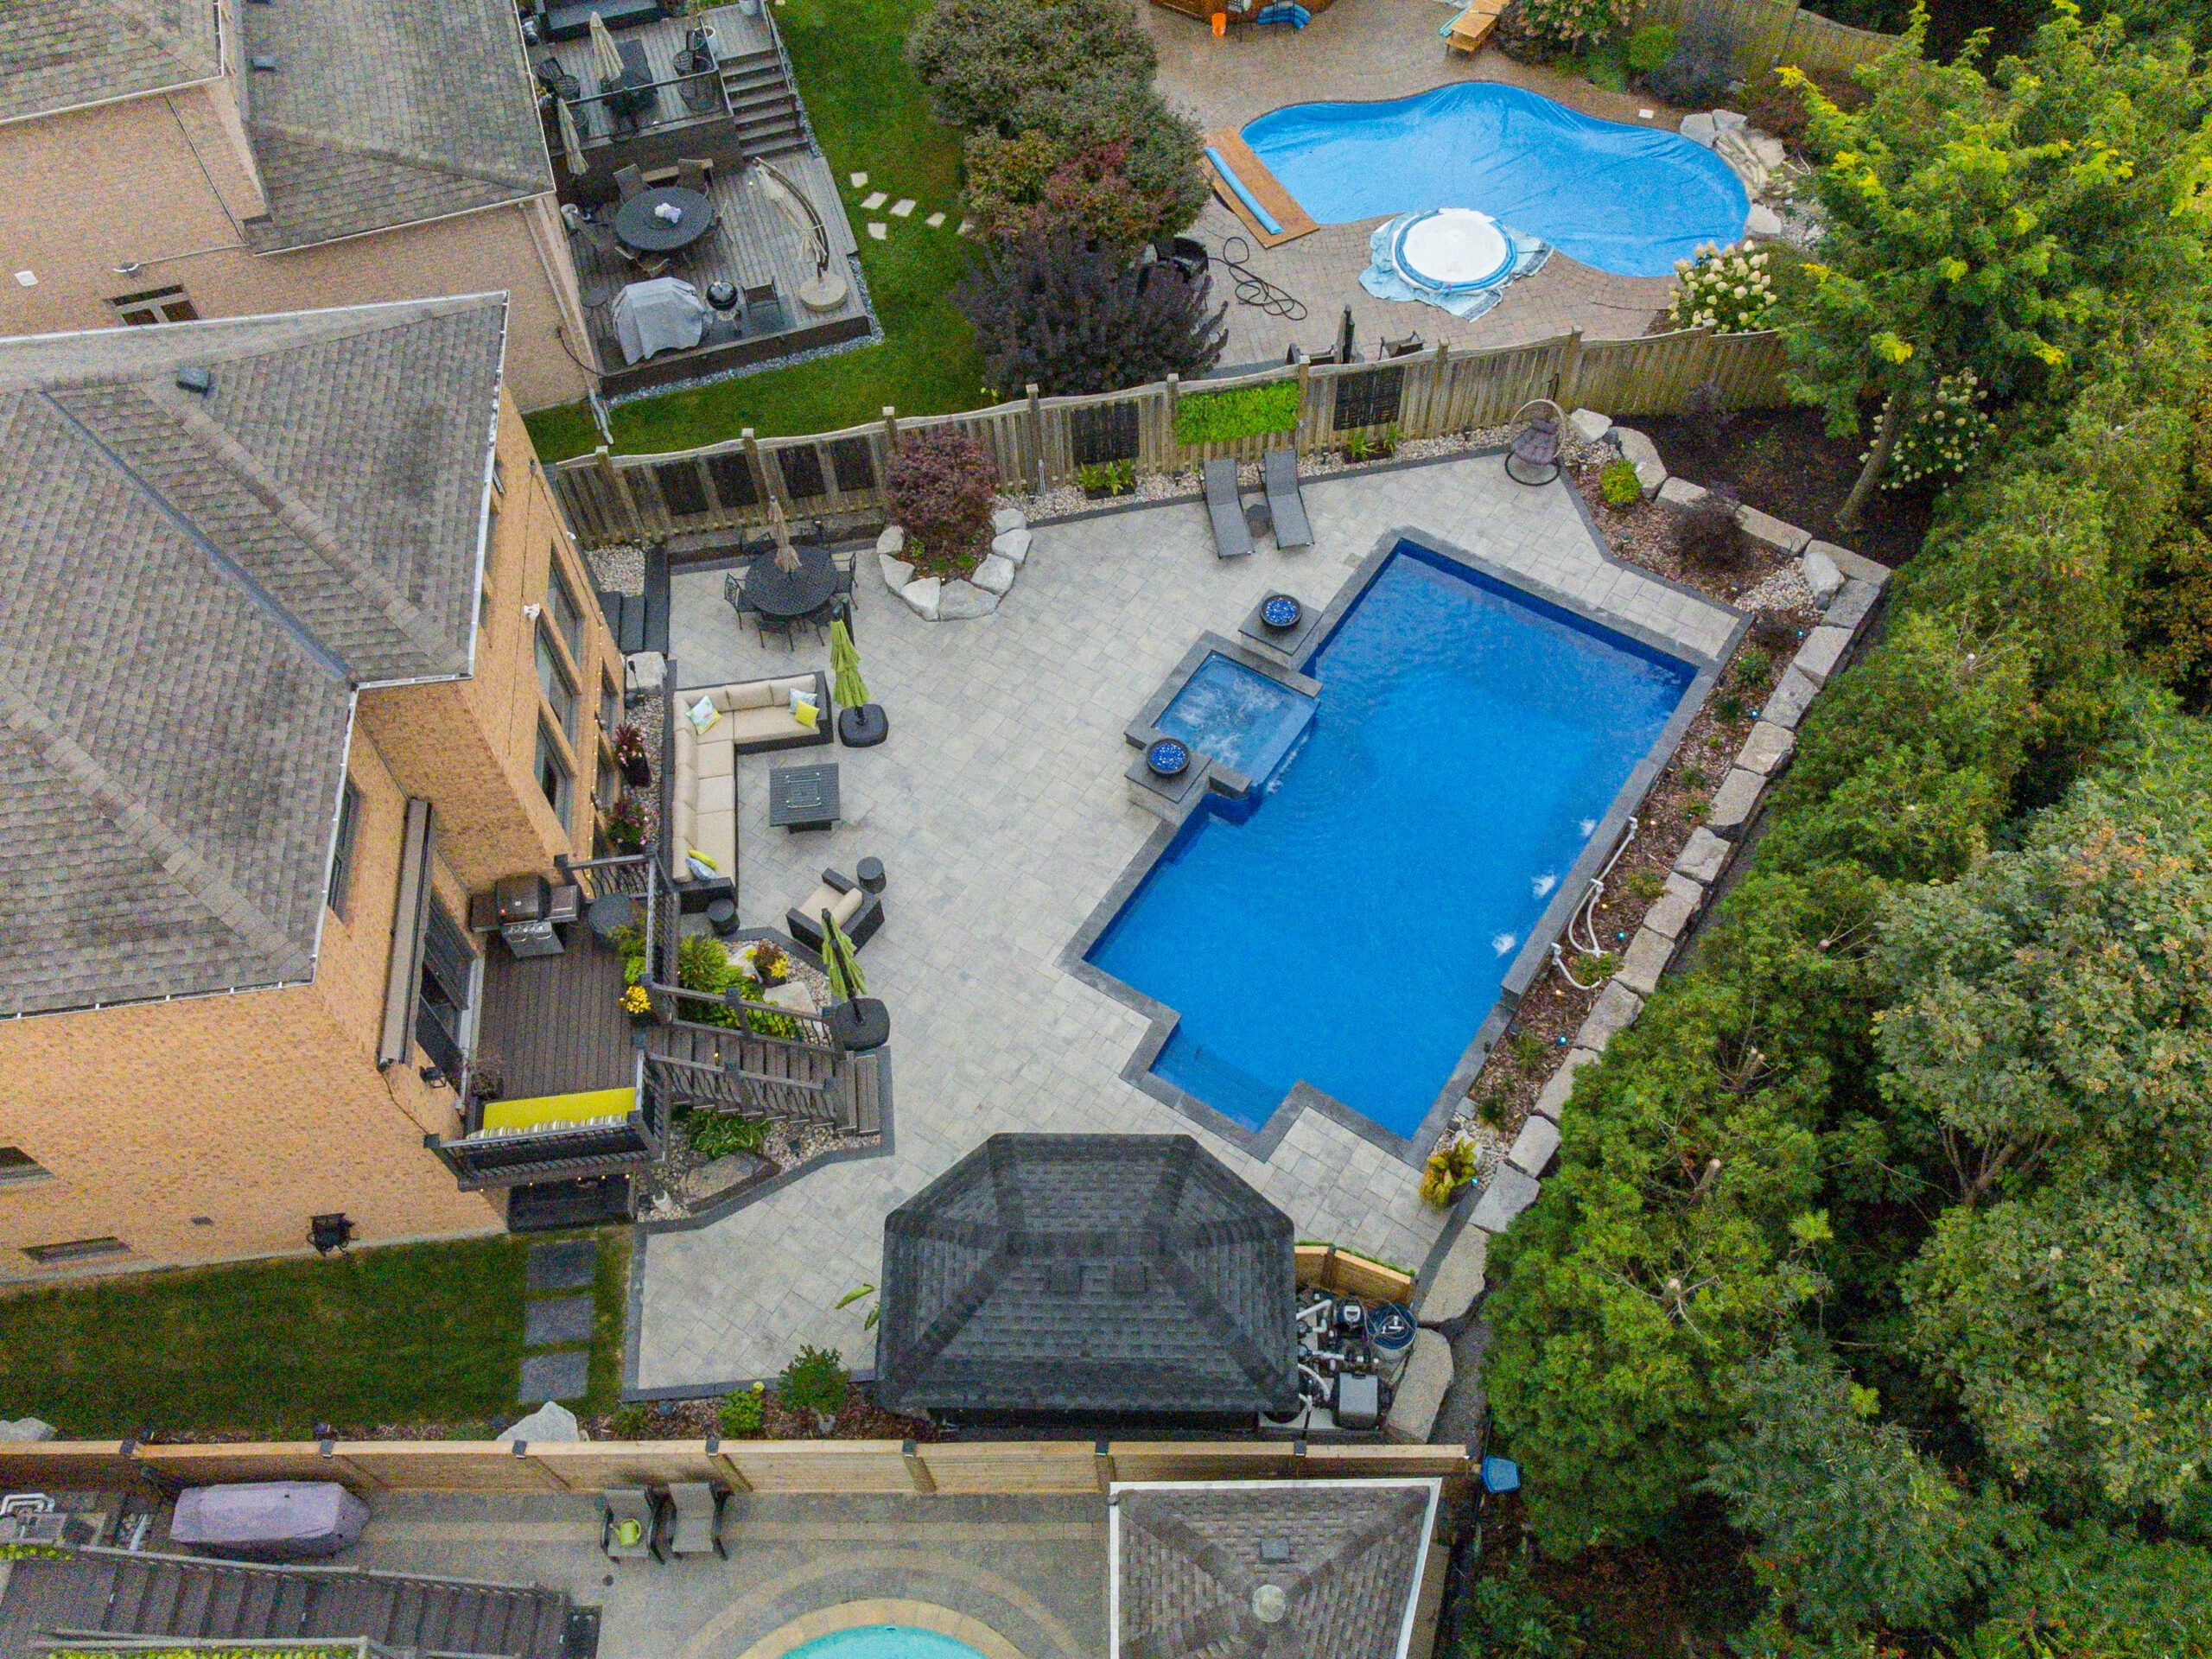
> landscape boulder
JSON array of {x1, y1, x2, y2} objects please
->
[{"x1": 1384, "y1": 1330, "x2": 1454, "y2": 1443}]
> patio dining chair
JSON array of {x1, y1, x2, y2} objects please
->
[
  {"x1": 723, "y1": 570, "x2": 755, "y2": 623},
  {"x1": 617, "y1": 241, "x2": 671, "y2": 281},
  {"x1": 664, "y1": 1482, "x2": 727, "y2": 1560},
  {"x1": 742, "y1": 280, "x2": 786, "y2": 337},
  {"x1": 677, "y1": 156, "x2": 715, "y2": 194},
  {"x1": 601, "y1": 1486, "x2": 663, "y2": 1562},
  {"x1": 614, "y1": 163, "x2": 647, "y2": 202}
]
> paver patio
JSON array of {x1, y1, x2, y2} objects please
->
[
  {"x1": 636, "y1": 454, "x2": 1735, "y2": 1395},
  {"x1": 1141, "y1": 0, "x2": 1684, "y2": 365}
]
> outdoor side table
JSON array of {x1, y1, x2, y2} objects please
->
[
  {"x1": 766, "y1": 762, "x2": 841, "y2": 832},
  {"x1": 855, "y1": 856, "x2": 887, "y2": 894}
]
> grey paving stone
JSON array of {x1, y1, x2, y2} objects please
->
[
  {"x1": 1469, "y1": 1166, "x2": 1541, "y2": 1232},
  {"x1": 1576, "y1": 981, "x2": 1644, "y2": 1053},
  {"x1": 1656, "y1": 476, "x2": 1707, "y2": 509},
  {"x1": 1614, "y1": 926, "x2": 1675, "y2": 997},
  {"x1": 1707, "y1": 767, "x2": 1764, "y2": 834},
  {"x1": 1568, "y1": 408, "x2": 1612, "y2": 442},
  {"x1": 1642, "y1": 873, "x2": 1704, "y2": 940},
  {"x1": 1506, "y1": 1114, "x2": 1561, "y2": 1176},
  {"x1": 1675, "y1": 826, "x2": 1732, "y2": 884},
  {"x1": 1530, "y1": 1045, "x2": 1601, "y2": 1121},
  {"x1": 1385, "y1": 1330, "x2": 1453, "y2": 1443},
  {"x1": 1737, "y1": 504, "x2": 1810, "y2": 554},
  {"x1": 526, "y1": 1238, "x2": 596, "y2": 1293},
  {"x1": 1739, "y1": 719, "x2": 1797, "y2": 777},
  {"x1": 1806, "y1": 539, "x2": 1891, "y2": 586},
  {"x1": 523, "y1": 1295, "x2": 594, "y2": 1348},
  {"x1": 1415, "y1": 1224, "x2": 1489, "y2": 1326},
  {"x1": 1826, "y1": 577, "x2": 1881, "y2": 632},
  {"x1": 518, "y1": 1350, "x2": 590, "y2": 1404},
  {"x1": 1760, "y1": 665, "x2": 1818, "y2": 730},
  {"x1": 1792, "y1": 626, "x2": 1852, "y2": 687}
]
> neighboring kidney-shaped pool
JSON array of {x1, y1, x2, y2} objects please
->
[{"x1": 1242, "y1": 82, "x2": 1748, "y2": 277}]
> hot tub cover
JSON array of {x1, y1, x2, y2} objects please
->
[{"x1": 172, "y1": 1481, "x2": 370, "y2": 1554}]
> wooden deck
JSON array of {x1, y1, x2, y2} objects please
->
[
  {"x1": 537, "y1": 4, "x2": 770, "y2": 147},
  {"x1": 474, "y1": 929, "x2": 637, "y2": 1106},
  {"x1": 566, "y1": 151, "x2": 871, "y2": 391},
  {"x1": 1200, "y1": 129, "x2": 1318, "y2": 248}
]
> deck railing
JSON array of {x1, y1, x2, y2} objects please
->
[{"x1": 546, "y1": 325, "x2": 1795, "y2": 548}]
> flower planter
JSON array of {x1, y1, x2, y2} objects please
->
[{"x1": 620, "y1": 753, "x2": 652, "y2": 789}]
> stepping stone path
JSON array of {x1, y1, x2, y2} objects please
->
[
  {"x1": 867, "y1": 222, "x2": 887, "y2": 240},
  {"x1": 861, "y1": 191, "x2": 887, "y2": 210},
  {"x1": 925, "y1": 212, "x2": 945, "y2": 228},
  {"x1": 890, "y1": 199, "x2": 916, "y2": 218},
  {"x1": 849, "y1": 172, "x2": 868, "y2": 188},
  {"x1": 956, "y1": 219, "x2": 974, "y2": 237},
  {"x1": 519, "y1": 1237, "x2": 597, "y2": 1404}
]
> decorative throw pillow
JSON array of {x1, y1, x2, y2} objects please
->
[
  {"x1": 686, "y1": 849, "x2": 719, "y2": 881},
  {"x1": 687, "y1": 696, "x2": 721, "y2": 735},
  {"x1": 791, "y1": 696, "x2": 819, "y2": 731}
]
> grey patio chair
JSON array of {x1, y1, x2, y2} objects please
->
[
  {"x1": 677, "y1": 156, "x2": 715, "y2": 194},
  {"x1": 1204, "y1": 458, "x2": 1253, "y2": 560},
  {"x1": 601, "y1": 1486, "x2": 662, "y2": 1562},
  {"x1": 1382, "y1": 332, "x2": 1425, "y2": 358},
  {"x1": 1262, "y1": 448, "x2": 1313, "y2": 550},
  {"x1": 614, "y1": 163, "x2": 647, "y2": 201},
  {"x1": 664, "y1": 1481, "x2": 727, "y2": 1560}
]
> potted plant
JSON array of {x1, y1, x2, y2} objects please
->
[
  {"x1": 620, "y1": 983, "x2": 655, "y2": 1027},
  {"x1": 603, "y1": 791, "x2": 648, "y2": 854},
  {"x1": 779, "y1": 1344, "x2": 849, "y2": 1436},
  {"x1": 750, "y1": 940, "x2": 790, "y2": 989},
  {"x1": 613, "y1": 721, "x2": 652, "y2": 788}
]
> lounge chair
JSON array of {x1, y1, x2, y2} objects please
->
[
  {"x1": 785, "y1": 868, "x2": 884, "y2": 953},
  {"x1": 1263, "y1": 448, "x2": 1313, "y2": 550},
  {"x1": 664, "y1": 1483, "x2": 726, "y2": 1560},
  {"x1": 1382, "y1": 332, "x2": 1426, "y2": 358},
  {"x1": 601, "y1": 1487, "x2": 662, "y2": 1562},
  {"x1": 1204, "y1": 458, "x2": 1253, "y2": 559}
]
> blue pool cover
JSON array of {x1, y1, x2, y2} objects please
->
[
  {"x1": 785, "y1": 1630, "x2": 984, "y2": 1659},
  {"x1": 1243, "y1": 83, "x2": 1748, "y2": 278},
  {"x1": 1087, "y1": 544, "x2": 1693, "y2": 1141}
]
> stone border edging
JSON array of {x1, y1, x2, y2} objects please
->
[{"x1": 1412, "y1": 419, "x2": 1894, "y2": 1334}]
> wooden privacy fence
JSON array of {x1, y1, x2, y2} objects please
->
[
  {"x1": 1636, "y1": 0, "x2": 1899, "y2": 78},
  {"x1": 548, "y1": 327, "x2": 1793, "y2": 550},
  {"x1": 0, "y1": 1438, "x2": 1472, "y2": 1498}
]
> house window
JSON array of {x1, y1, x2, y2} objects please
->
[
  {"x1": 23, "y1": 1236, "x2": 128, "y2": 1264},
  {"x1": 537, "y1": 720, "x2": 574, "y2": 824},
  {"x1": 600, "y1": 674, "x2": 621, "y2": 742},
  {"x1": 110, "y1": 285, "x2": 199, "y2": 326},
  {"x1": 0, "y1": 1147, "x2": 51, "y2": 1187},
  {"x1": 536, "y1": 626, "x2": 576, "y2": 743},
  {"x1": 415, "y1": 904, "x2": 474, "y2": 1083},
  {"x1": 546, "y1": 563, "x2": 585, "y2": 664},
  {"x1": 597, "y1": 753, "x2": 622, "y2": 812},
  {"x1": 327, "y1": 780, "x2": 362, "y2": 917}
]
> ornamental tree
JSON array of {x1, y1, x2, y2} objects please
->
[{"x1": 1780, "y1": 6, "x2": 2212, "y2": 525}]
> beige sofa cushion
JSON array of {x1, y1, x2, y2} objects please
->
[
  {"x1": 725, "y1": 704, "x2": 813, "y2": 744},
  {"x1": 692, "y1": 810, "x2": 737, "y2": 876},
  {"x1": 793, "y1": 881, "x2": 864, "y2": 930}
]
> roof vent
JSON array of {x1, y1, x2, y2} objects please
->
[
  {"x1": 250, "y1": 53, "x2": 278, "y2": 70},
  {"x1": 175, "y1": 366, "x2": 214, "y2": 396},
  {"x1": 1111, "y1": 1262, "x2": 1149, "y2": 1296},
  {"x1": 1250, "y1": 1585, "x2": 1288, "y2": 1624},
  {"x1": 1260, "y1": 1537, "x2": 1294, "y2": 1564},
  {"x1": 1046, "y1": 1262, "x2": 1084, "y2": 1297}
]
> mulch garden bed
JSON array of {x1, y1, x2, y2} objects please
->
[
  {"x1": 1453, "y1": 454, "x2": 1818, "y2": 1141},
  {"x1": 1638, "y1": 406, "x2": 1932, "y2": 566},
  {"x1": 582, "y1": 1387, "x2": 938, "y2": 1443}
]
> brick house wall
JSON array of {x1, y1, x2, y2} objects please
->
[
  {"x1": 0, "y1": 394, "x2": 623, "y2": 1281},
  {"x1": 0, "y1": 86, "x2": 597, "y2": 410}
]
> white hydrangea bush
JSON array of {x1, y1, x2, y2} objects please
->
[
  {"x1": 1873, "y1": 370, "x2": 1994, "y2": 491},
  {"x1": 1667, "y1": 243, "x2": 1777, "y2": 334}
]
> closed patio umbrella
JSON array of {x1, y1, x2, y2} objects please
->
[
  {"x1": 588, "y1": 11, "x2": 623, "y2": 79},
  {"x1": 556, "y1": 98, "x2": 588, "y2": 178},
  {"x1": 829, "y1": 619, "x2": 868, "y2": 712},
  {"x1": 766, "y1": 494, "x2": 801, "y2": 575},
  {"x1": 821, "y1": 909, "x2": 866, "y2": 1001}
]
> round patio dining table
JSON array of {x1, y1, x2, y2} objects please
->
[
  {"x1": 614, "y1": 186, "x2": 716, "y2": 253},
  {"x1": 742, "y1": 543, "x2": 840, "y2": 619}
]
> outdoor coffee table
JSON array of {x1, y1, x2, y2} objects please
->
[{"x1": 766, "y1": 762, "x2": 841, "y2": 832}]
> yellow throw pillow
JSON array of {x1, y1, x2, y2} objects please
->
[
  {"x1": 687, "y1": 696, "x2": 721, "y2": 735},
  {"x1": 791, "y1": 696, "x2": 819, "y2": 732}
]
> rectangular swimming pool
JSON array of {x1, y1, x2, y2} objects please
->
[{"x1": 1085, "y1": 542, "x2": 1695, "y2": 1142}]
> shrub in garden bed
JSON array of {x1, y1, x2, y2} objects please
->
[
  {"x1": 1671, "y1": 486, "x2": 1748, "y2": 571},
  {"x1": 1667, "y1": 245, "x2": 1777, "y2": 334},
  {"x1": 1498, "y1": 0, "x2": 1637, "y2": 52},
  {"x1": 1600, "y1": 455, "x2": 1643, "y2": 507},
  {"x1": 1173, "y1": 381, "x2": 1301, "y2": 447},
  {"x1": 886, "y1": 429, "x2": 998, "y2": 576}
]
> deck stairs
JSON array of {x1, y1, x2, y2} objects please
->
[
  {"x1": 715, "y1": 47, "x2": 808, "y2": 159},
  {"x1": 3, "y1": 1548, "x2": 568, "y2": 1658},
  {"x1": 643, "y1": 1015, "x2": 883, "y2": 1135}
]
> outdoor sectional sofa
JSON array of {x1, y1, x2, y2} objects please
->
[{"x1": 671, "y1": 671, "x2": 831, "y2": 893}]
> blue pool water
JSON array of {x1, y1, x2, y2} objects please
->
[
  {"x1": 1242, "y1": 83, "x2": 1748, "y2": 278},
  {"x1": 1157, "y1": 652, "x2": 1317, "y2": 779},
  {"x1": 785, "y1": 1629, "x2": 985, "y2": 1659},
  {"x1": 1087, "y1": 544, "x2": 1693, "y2": 1139}
]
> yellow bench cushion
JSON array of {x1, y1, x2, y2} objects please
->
[{"x1": 479, "y1": 1087, "x2": 634, "y2": 1135}]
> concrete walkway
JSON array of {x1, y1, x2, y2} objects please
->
[
  {"x1": 1141, "y1": 0, "x2": 1681, "y2": 365},
  {"x1": 634, "y1": 454, "x2": 1735, "y2": 1394}
]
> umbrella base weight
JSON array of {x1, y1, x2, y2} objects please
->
[{"x1": 838, "y1": 704, "x2": 889, "y2": 747}]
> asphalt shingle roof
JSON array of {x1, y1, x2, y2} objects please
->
[
  {"x1": 0, "y1": 0, "x2": 221, "y2": 124},
  {"x1": 0, "y1": 297, "x2": 508, "y2": 1018},
  {"x1": 237, "y1": 0, "x2": 554, "y2": 250},
  {"x1": 1114, "y1": 1482, "x2": 1436, "y2": 1659},
  {"x1": 874, "y1": 1135, "x2": 1299, "y2": 1418}
]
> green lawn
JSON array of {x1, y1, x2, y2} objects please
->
[
  {"x1": 0, "y1": 1231, "x2": 627, "y2": 1439},
  {"x1": 525, "y1": 0, "x2": 985, "y2": 461}
]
